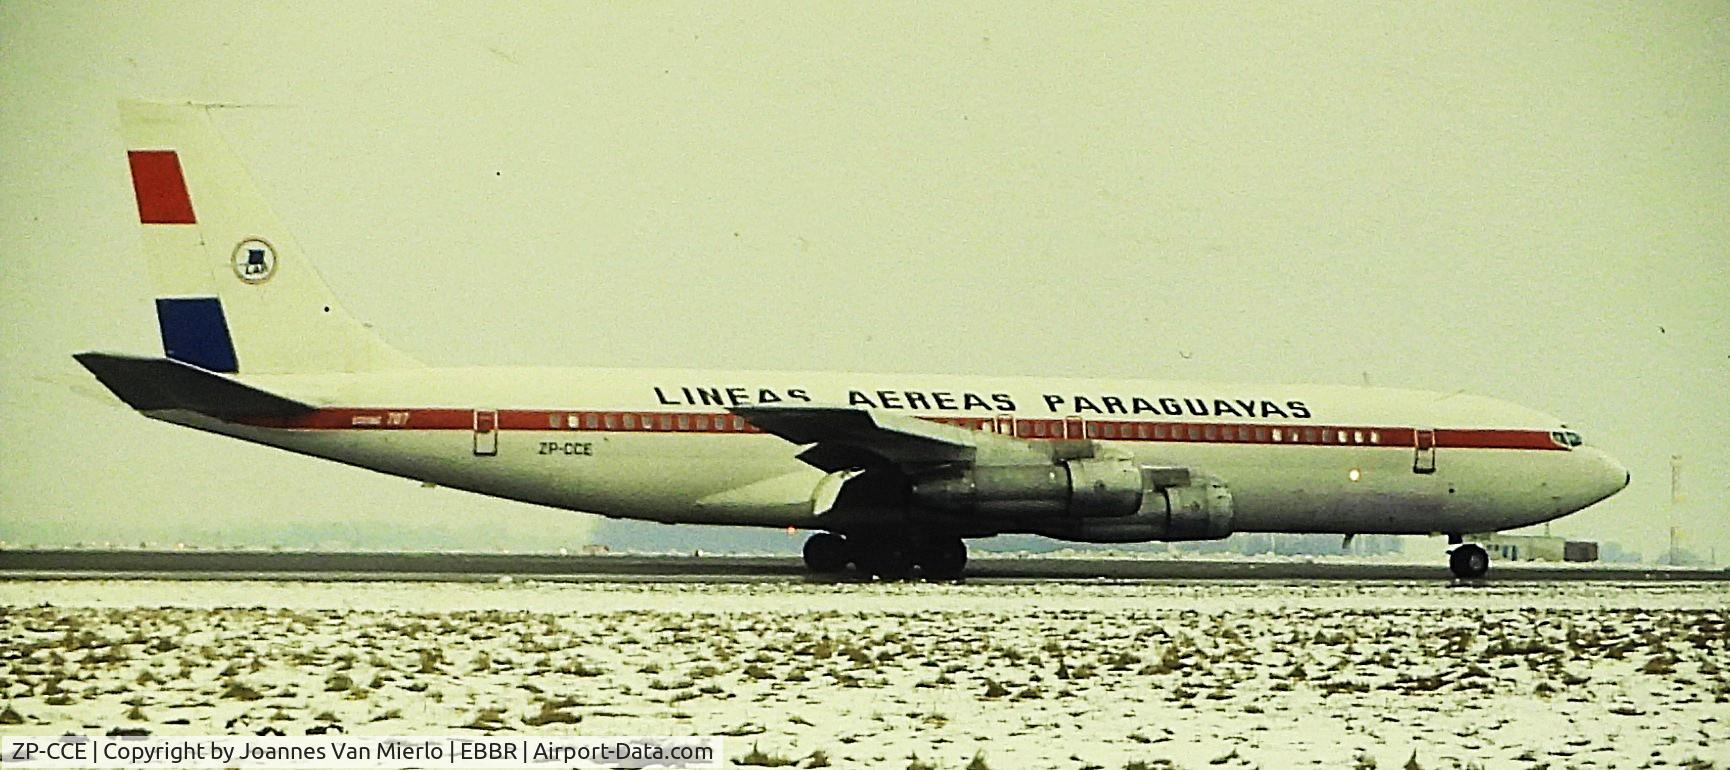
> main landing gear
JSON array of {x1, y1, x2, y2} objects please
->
[
  {"x1": 801, "y1": 532, "x2": 968, "y2": 581},
  {"x1": 1448, "y1": 539, "x2": 1490, "y2": 579},
  {"x1": 802, "y1": 533, "x2": 851, "y2": 573}
]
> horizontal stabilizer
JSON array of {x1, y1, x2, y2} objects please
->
[{"x1": 72, "y1": 352, "x2": 313, "y2": 419}]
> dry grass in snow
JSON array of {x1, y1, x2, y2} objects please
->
[{"x1": 1, "y1": 579, "x2": 1726, "y2": 769}]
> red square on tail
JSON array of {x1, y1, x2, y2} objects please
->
[{"x1": 127, "y1": 150, "x2": 196, "y2": 224}]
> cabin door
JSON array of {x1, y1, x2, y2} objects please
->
[
  {"x1": 1413, "y1": 428, "x2": 1436, "y2": 474},
  {"x1": 473, "y1": 409, "x2": 499, "y2": 456}
]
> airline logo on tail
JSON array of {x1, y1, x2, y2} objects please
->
[{"x1": 232, "y1": 239, "x2": 277, "y2": 284}]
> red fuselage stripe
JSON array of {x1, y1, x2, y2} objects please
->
[{"x1": 233, "y1": 408, "x2": 1568, "y2": 451}]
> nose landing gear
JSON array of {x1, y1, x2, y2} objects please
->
[{"x1": 1448, "y1": 542, "x2": 1490, "y2": 579}]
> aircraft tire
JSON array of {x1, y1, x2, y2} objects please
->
[
  {"x1": 916, "y1": 538, "x2": 968, "y2": 581},
  {"x1": 1449, "y1": 543, "x2": 1490, "y2": 579},
  {"x1": 802, "y1": 533, "x2": 852, "y2": 573},
  {"x1": 856, "y1": 541, "x2": 915, "y2": 581}
]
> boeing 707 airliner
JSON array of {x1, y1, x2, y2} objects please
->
[{"x1": 76, "y1": 101, "x2": 1629, "y2": 580}]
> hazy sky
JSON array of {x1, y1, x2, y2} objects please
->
[{"x1": 2, "y1": 4, "x2": 1725, "y2": 559}]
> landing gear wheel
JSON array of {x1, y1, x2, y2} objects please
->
[
  {"x1": 802, "y1": 533, "x2": 852, "y2": 573},
  {"x1": 855, "y1": 541, "x2": 914, "y2": 581},
  {"x1": 1449, "y1": 543, "x2": 1490, "y2": 579},
  {"x1": 915, "y1": 538, "x2": 968, "y2": 581}
]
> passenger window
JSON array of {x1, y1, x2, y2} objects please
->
[
  {"x1": 1203, "y1": 425, "x2": 1217, "y2": 440},
  {"x1": 695, "y1": 415, "x2": 709, "y2": 430},
  {"x1": 659, "y1": 415, "x2": 672, "y2": 430},
  {"x1": 1138, "y1": 424, "x2": 1150, "y2": 439},
  {"x1": 1238, "y1": 426, "x2": 1251, "y2": 441},
  {"x1": 1153, "y1": 425, "x2": 1167, "y2": 439},
  {"x1": 1303, "y1": 428, "x2": 1317, "y2": 443},
  {"x1": 603, "y1": 414, "x2": 617, "y2": 430},
  {"x1": 676, "y1": 414, "x2": 690, "y2": 430},
  {"x1": 1271, "y1": 428, "x2": 1283, "y2": 442},
  {"x1": 1369, "y1": 431, "x2": 1380, "y2": 444},
  {"x1": 585, "y1": 413, "x2": 599, "y2": 429},
  {"x1": 1353, "y1": 431, "x2": 1363, "y2": 444},
  {"x1": 567, "y1": 414, "x2": 582, "y2": 429},
  {"x1": 733, "y1": 416, "x2": 746, "y2": 431},
  {"x1": 1088, "y1": 424, "x2": 1100, "y2": 438},
  {"x1": 622, "y1": 414, "x2": 637, "y2": 429},
  {"x1": 1337, "y1": 430, "x2": 1347, "y2": 444}
]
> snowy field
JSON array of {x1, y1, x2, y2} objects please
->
[{"x1": 2, "y1": 579, "x2": 1726, "y2": 769}]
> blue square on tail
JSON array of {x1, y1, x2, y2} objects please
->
[{"x1": 154, "y1": 297, "x2": 239, "y2": 373}]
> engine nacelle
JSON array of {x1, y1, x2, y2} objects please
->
[
  {"x1": 1038, "y1": 474, "x2": 1235, "y2": 543},
  {"x1": 911, "y1": 457, "x2": 1148, "y2": 519}
]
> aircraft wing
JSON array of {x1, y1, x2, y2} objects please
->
[{"x1": 730, "y1": 405, "x2": 979, "y2": 471}]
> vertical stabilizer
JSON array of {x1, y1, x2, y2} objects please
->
[{"x1": 119, "y1": 100, "x2": 418, "y2": 373}]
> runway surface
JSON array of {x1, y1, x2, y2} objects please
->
[{"x1": 2, "y1": 548, "x2": 1724, "y2": 582}]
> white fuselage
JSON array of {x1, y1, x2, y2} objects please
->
[{"x1": 149, "y1": 366, "x2": 1629, "y2": 540}]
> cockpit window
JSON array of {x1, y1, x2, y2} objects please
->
[{"x1": 1550, "y1": 430, "x2": 1583, "y2": 448}]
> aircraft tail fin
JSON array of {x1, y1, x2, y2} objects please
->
[{"x1": 118, "y1": 100, "x2": 418, "y2": 374}]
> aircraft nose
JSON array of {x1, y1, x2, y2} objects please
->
[{"x1": 1588, "y1": 448, "x2": 1630, "y2": 503}]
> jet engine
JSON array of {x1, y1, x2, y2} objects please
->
[
  {"x1": 910, "y1": 458, "x2": 1190, "y2": 520},
  {"x1": 1041, "y1": 474, "x2": 1235, "y2": 543}
]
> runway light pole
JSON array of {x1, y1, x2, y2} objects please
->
[{"x1": 1668, "y1": 455, "x2": 1682, "y2": 566}]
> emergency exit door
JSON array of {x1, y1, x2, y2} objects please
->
[
  {"x1": 473, "y1": 409, "x2": 498, "y2": 456},
  {"x1": 1413, "y1": 428, "x2": 1436, "y2": 474}
]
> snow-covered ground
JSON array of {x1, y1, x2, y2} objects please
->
[{"x1": 2, "y1": 579, "x2": 1726, "y2": 769}]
